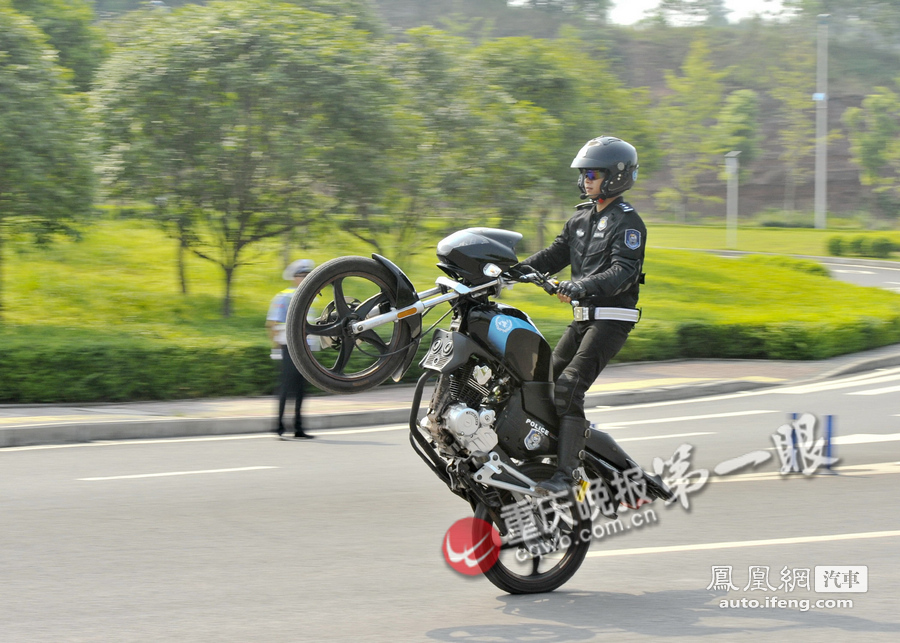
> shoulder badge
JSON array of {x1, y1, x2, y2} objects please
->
[
  {"x1": 624, "y1": 229, "x2": 642, "y2": 250},
  {"x1": 619, "y1": 201, "x2": 634, "y2": 213}
]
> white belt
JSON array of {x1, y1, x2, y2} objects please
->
[{"x1": 573, "y1": 306, "x2": 640, "y2": 323}]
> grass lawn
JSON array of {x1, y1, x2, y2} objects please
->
[
  {"x1": 2, "y1": 217, "x2": 900, "y2": 401},
  {"x1": 4, "y1": 218, "x2": 899, "y2": 342},
  {"x1": 647, "y1": 224, "x2": 900, "y2": 257}
]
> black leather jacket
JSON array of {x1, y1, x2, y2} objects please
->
[{"x1": 523, "y1": 197, "x2": 646, "y2": 309}]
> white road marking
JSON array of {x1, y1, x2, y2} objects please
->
[
  {"x1": 0, "y1": 427, "x2": 413, "y2": 452},
  {"x1": 596, "y1": 409, "x2": 777, "y2": 428},
  {"x1": 586, "y1": 529, "x2": 900, "y2": 559},
  {"x1": 593, "y1": 368, "x2": 900, "y2": 411},
  {"x1": 316, "y1": 424, "x2": 408, "y2": 435},
  {"x1": 593, "y1": 388, "x2": 780, "y2": 411},
  {"x1": 832, "y1": 433, "x2": 900, "y2": 445},
  {"x1": 618, "y1": 432, "x2": 715, "y2": 442},
  {"x1": 771, "y1": 368, "x2": 900, "y2": 395},
  {"x1": 713, "y1": 460, "x2": 900, "y2": 483},
  {"x1": 831, "y1": 269, "x2": 875, "y2": 274},
  {"x1": 78, "y1": 466, "x2": 277, "y2": 481},
  {"x1": 1, "y1": 434, "x2": 274, "y2": 452},
  {"x1": 847, "y1": 383, "x2": 900, "y2": 396},
  {"x1": 821, "y1": 262, "x2": 900, "y2": 272}
]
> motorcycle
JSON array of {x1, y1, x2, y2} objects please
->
[{"x1": 284, "y1": 227, "x2": 673, "y2": 594}]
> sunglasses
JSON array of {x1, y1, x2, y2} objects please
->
[{"x1": 581, "y1": 169, "x2": 604, "y2": 180}]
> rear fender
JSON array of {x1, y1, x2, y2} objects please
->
[
  {"x1": 584, "y1": 429, "x2": 674, "y2": 502},
  {"x1": 585, "y1": 427, "x2": 631, "y2": 471},
  {"x1": 372, "y1": 254, "x2": 423, "y2": 382}
]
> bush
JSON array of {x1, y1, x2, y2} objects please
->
[
  {"x1": 658, "y1": 316, "x2": 900, "y2": 362},
  {"x1": 827, "y1": 236, "x2": 844, "y2": 256},
  {"x1": 4, "y1": 312, "x2": 900, "y2": 402},
  {"x1": 826, "y1": 234, "x2": 895, "y2": 258},
  {"x1": 867, "y1": 237, "x2": 893, "y2": 259},
  {"x1": 0, "y1": 336, "x2": 279, "y2": 403},
  {"x1": 848, "y1": 235, "x2": 867, "y2": 255}
]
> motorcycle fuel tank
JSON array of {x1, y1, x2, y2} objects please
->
[{"x1": 467, "y1": 305, "x2": 552, "y2": 382}]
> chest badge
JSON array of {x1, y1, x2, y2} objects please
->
[{"x1": 598, "y1": 216, "x2": 608, "y2": 231}]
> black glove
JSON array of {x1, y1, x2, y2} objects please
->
[
  {"x1": 557, "y1": 280, "x2": 586, "y2": 299},
  {"x1": 508, "y1": 264, "x2": 539, "y2": 282}
]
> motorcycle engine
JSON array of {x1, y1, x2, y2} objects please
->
[
  {"x1": 423, "y1": 360, "x2": 501, "y2": 455},
  {"x1": 443, "y1": 403, "x2": 497, "y2": 454}
]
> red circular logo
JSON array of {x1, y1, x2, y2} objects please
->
[{"x1": 442, "y1": 517, "x2": 501, "y2": 576}]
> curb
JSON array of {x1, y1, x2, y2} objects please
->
[
  {"x1": 818, "y1": 352, "x2": 900, "y2": 380},
  {"x1": 0, "y1": 378, "x2": 775, "y2": 449}
]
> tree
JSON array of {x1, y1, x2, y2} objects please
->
[
  {"x1": 844, "y1": 83, "x2": 900, "y2": 217},
  {"x1": 94, "y1": 0, "x2": 404, "y2": 316},
  {"x1": 475, "y1": 33, "x2": 660, "y2": 194},
  {"x1": 513, "y1": 1, "x2": 611, "y2": 22},
  {"x1": 654, "y1": 37, "x2": 727, "y2": 221},
  {"x1": 0, "y1": 3, "x2": 95, "y2": 319},
  {"x1": 784, "y1": 1, "x2": 900, "y2": 48},
  {"x1": 768, "y1": 38, "x2": 817, "y2": 212},
  {"x1": 11, "y1": 0, "x2": 108, "y2": 91},
  {"x1": 363, "y1": 27, "x2": 561, "y2": 250},
  {"x1": 714, "y1": 89, "x2": 760, "y2": 177},
  {"x1": 473, "y1": 33, "x2": 660, "y2": 247},
  {"x1": 654, "y1": 0, "x2": 731, "y2": 26}
]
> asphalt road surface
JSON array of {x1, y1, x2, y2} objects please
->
[
  {"x1": 819, "y1": 259, "x2": 900, "y2": 293},
  {"x1": 3, "y1": 367, "x2": 900, "y2": 642}
]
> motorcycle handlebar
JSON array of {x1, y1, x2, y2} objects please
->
[{"x1": 502, "y1": 268, "x2": 559, "y2": 295}]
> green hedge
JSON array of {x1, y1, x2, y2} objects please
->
[
  {"x1": 664, "y1": 317, "x2": 900, "y2": 360},
  {"x1": 828, "y1": 234, "x2": 896, "y2": 259},
  {"x1": 4, "y1": 314, "x2": 900, "y2": 403},
  {"x1": 0, "y1": 336, "x2": 278, "y2": 403}
]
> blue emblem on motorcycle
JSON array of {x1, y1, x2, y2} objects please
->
[
  {"x1": 487, "y1": 314, "x2": 541, "y2": 356},
  {"x1": 495, "y1": 317, "x2": 513, "y2": 334},
  {"x1": 524, "y1": 428, "x2": 544, "y2": 451},
  {"x1": 625, "y1": 229, "x2": 641, "y2": 250}
]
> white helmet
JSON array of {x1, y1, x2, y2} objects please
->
[{"x1": 282, "y1": 258, "x2": 315, "y2": 280}]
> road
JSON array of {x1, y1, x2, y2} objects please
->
[
  {"x1": 2, "y1": 367, "x2": 899, "y2": 642},
  {"x1": 818, "y1": 258, "x2": 900, "y2": 293}
]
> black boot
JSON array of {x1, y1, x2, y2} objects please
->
[{"x1": 536, "y1": 416, "x2": 590, "y2": 496}]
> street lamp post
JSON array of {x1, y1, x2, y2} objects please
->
[
  {"x1": 726, "y1": 151, "x2": 740, "y2": 249},
  {"x1": 814, "y1": 14, "x2": 830, "y2": 229}
]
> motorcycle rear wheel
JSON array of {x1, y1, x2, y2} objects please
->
[
  {"x1": 285, "y1": 256, "x2": 413, "y2": 394},
  {"x1": 475, "y1": 462, "x2": 591, "y2": 594}
]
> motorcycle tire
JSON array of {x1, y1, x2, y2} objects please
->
[
  {"x1": 475, "y1": 462, "x2": 592, "y2": 594},
  {"x1": 285, "y1": 256, "x2": 413, "y2": 394}
]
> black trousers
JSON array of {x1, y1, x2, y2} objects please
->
[
  {"x1": 277, "y1": 344, "x2": 306, "y2": 433},
  {"x1": 551, "y1": 320, "x2": 633, "y2": 420}
]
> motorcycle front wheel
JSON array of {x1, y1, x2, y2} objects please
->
[
  {"x1": 285, "y1": 256, "x2": 413, "y2": 394},
  {"x1": 475, "y1": 462, "x2": 592, "y2": 594}
]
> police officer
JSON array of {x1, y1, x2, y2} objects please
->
[
  {"x1": 521, "y1": 136, "x2": 645, "y2": 494},
  {"x1": 267, "y1": 259, "x2": 316, "y2": 440}
]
